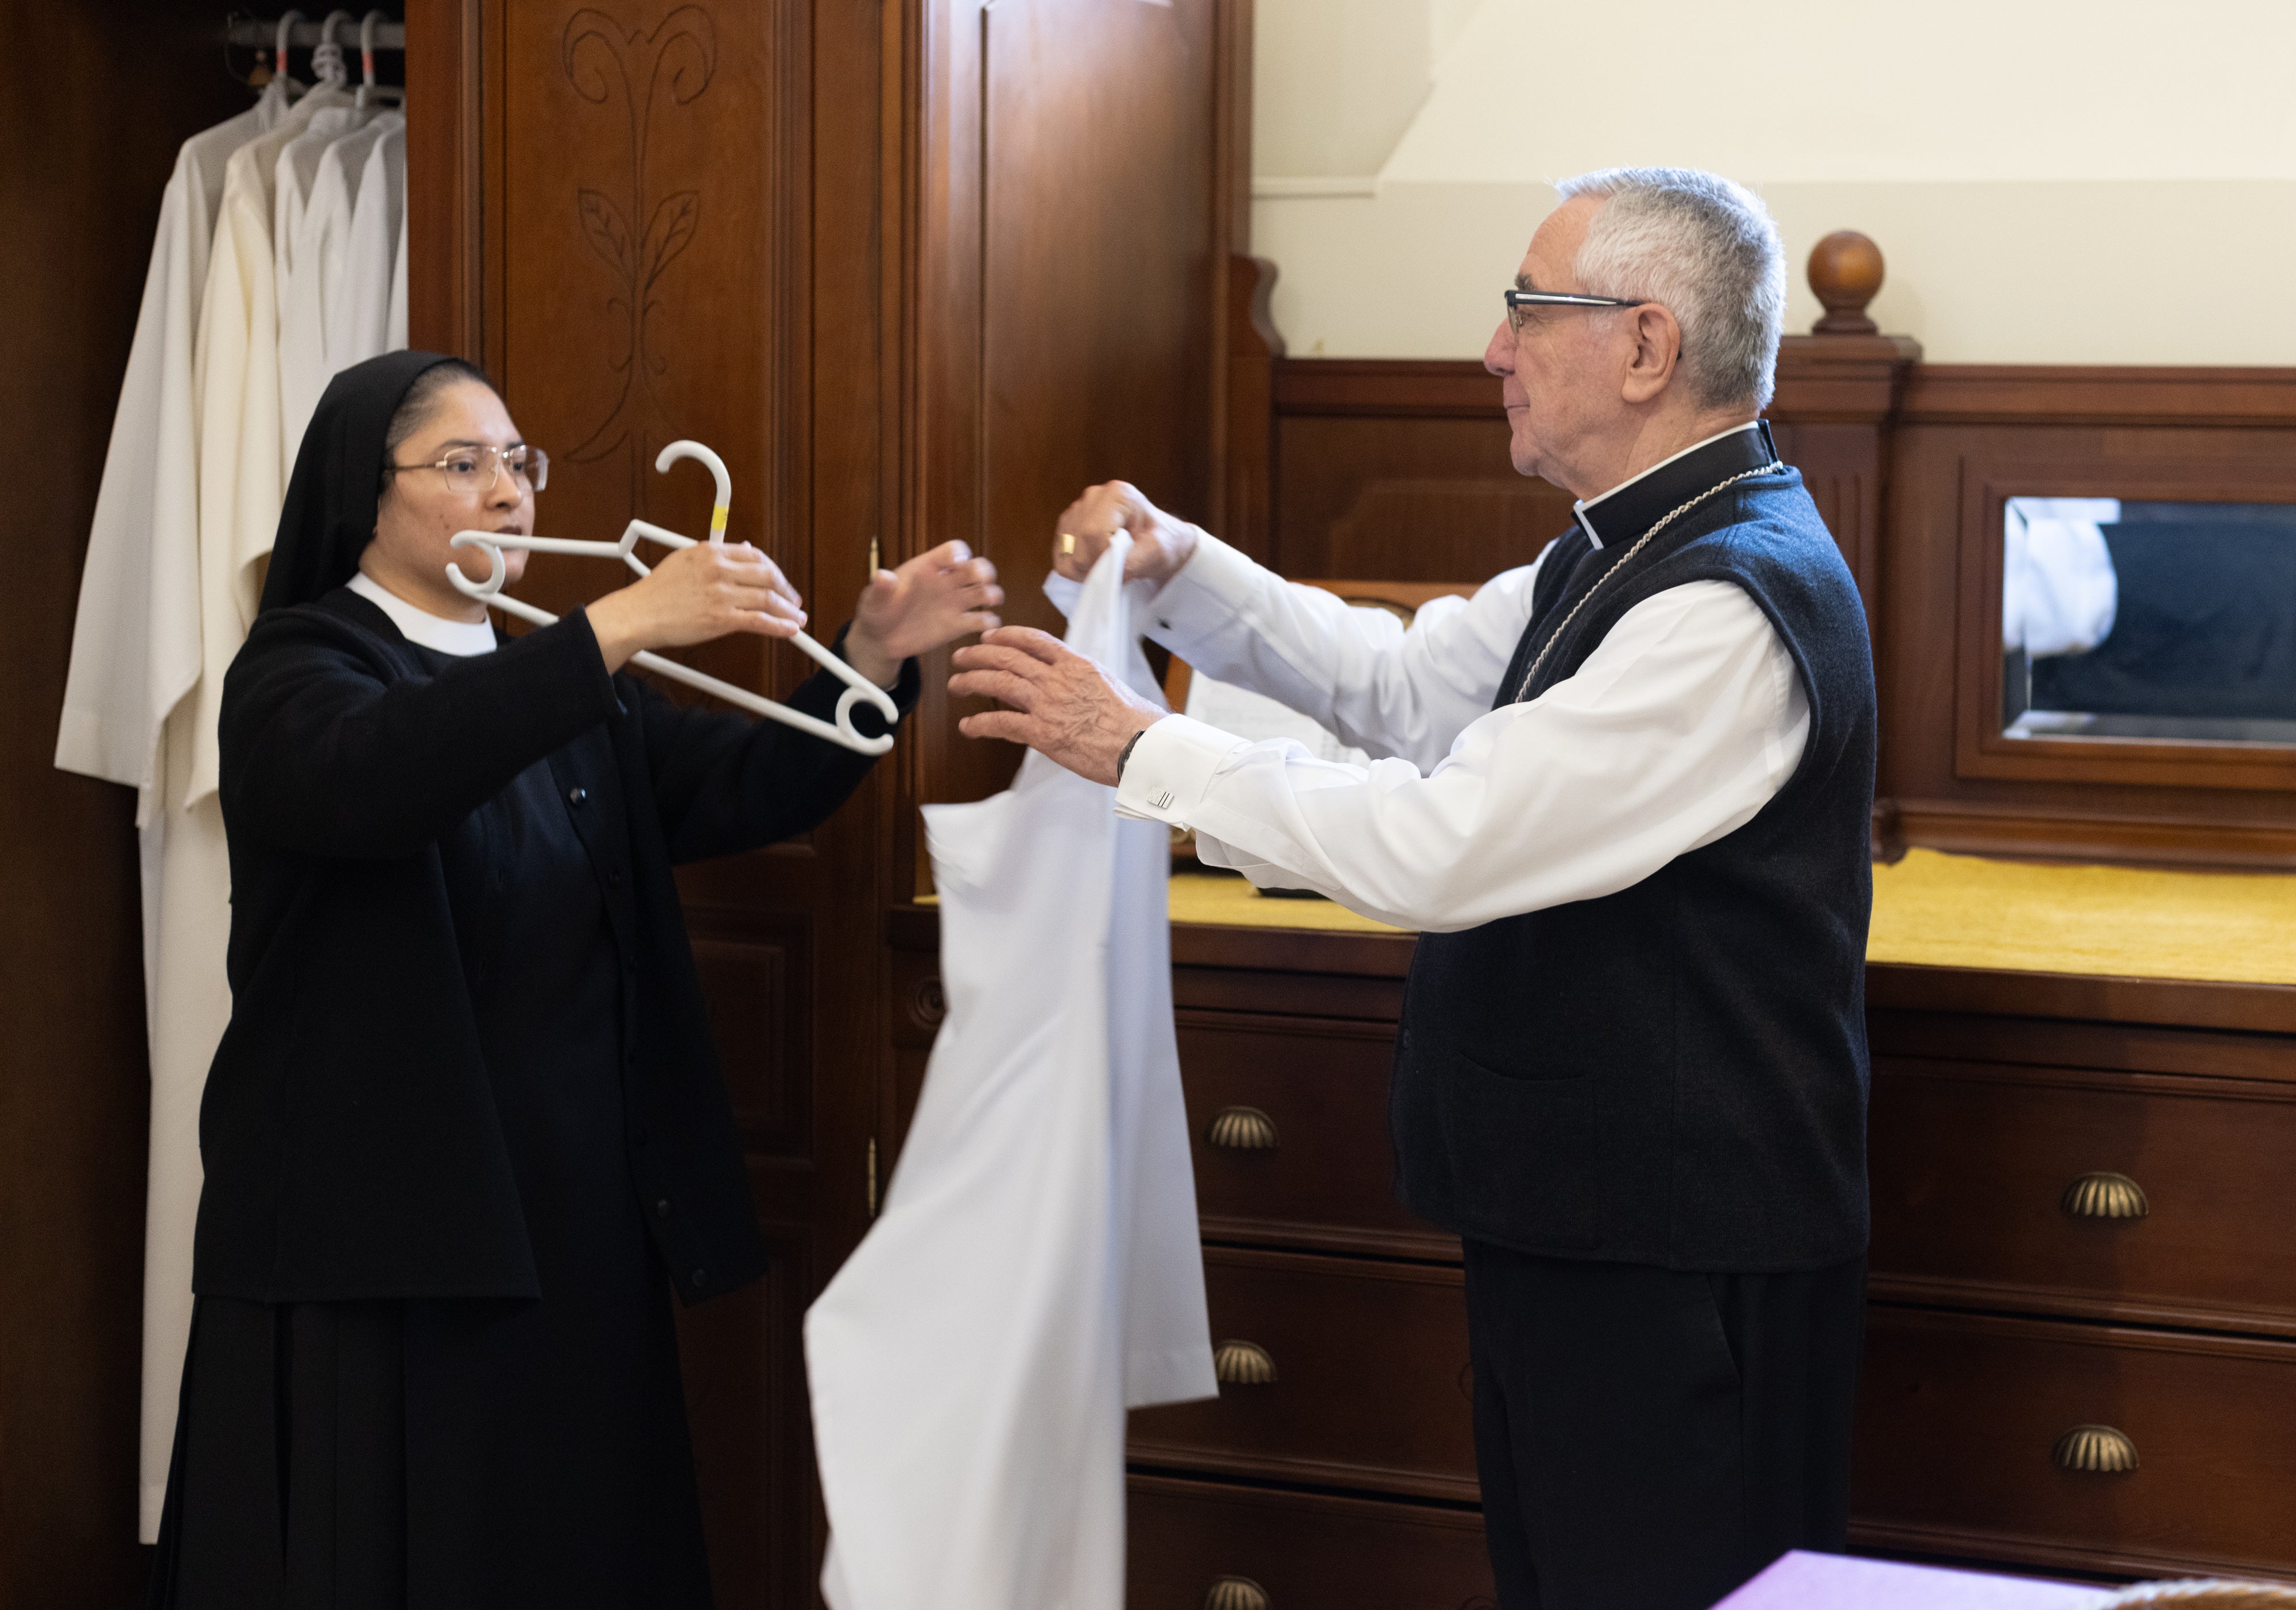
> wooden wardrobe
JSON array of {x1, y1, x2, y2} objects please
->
[{"x1": 405, "y1": 1, "x2": 1250, "y2": 1604}]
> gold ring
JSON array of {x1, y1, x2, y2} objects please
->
[{"x1": 1057, "y1": 532, "x2": 1078, "y2": 556}]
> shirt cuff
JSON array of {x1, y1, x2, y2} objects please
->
[
  {"x1": 1140, "y1": 530, "x2": 1262, "y2": 652},
  {"x1": 1114, "y1": 713, "x2": 1247, "y2": 824}
]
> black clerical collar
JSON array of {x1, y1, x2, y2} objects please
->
[{"x1": 1573, "y1": 421, "x2": 1777, "y2": 550}]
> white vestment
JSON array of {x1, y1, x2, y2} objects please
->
[
  {"x1": 276, "y1": 105, "x2": 381, "y2": 451},
  {"x1": 327, "y1": 113, "x2": 406, "y2": 373},
  {"x1": 51, "y1": 82, "x2": 290, "y2": 1541},
  {"x1": 806, "y1": 540, "x2": 1216, "y2": 1610}
]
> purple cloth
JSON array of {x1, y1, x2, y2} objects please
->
[{"x1": 1714, "y1": 1553, "x2": 2114, "y2": 1609}]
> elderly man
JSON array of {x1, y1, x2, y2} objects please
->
[{"x1": 952, "y1": 166, "x2": 1874, "y2": 1610}]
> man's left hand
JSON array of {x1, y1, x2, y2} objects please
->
[{"x1": 950, "y1": 627, "x2": 1164, "y2": 786}]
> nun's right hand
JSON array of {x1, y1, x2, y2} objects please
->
[{"x1": 586, "y1": 541, "x2": 806, "y2": 673}]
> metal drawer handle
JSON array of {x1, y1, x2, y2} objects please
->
[
  {"x1": 1208, "y1": 1106, "x2": 1279, "y2": 1151},
  {"x1": 2053, "y1": 1423, "x2": 2139, "y2": 1474},
  {"x1": 1214, "y1": 1339, "x2": 1277, "y2": 1386},
  {"x1": 1206, "y1": 1577, "x2": 1270, "y2": 1610},
  {"x1": 2062, "y1": 1171, "x2": 2148, "y2": 1220}
]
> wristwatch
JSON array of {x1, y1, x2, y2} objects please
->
[{"x1": 1116, "y1": 728, "x2": 1146, "y2": 785}]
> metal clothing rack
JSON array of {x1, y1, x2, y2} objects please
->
[{"x1": 226, "y1": 14, "x2": 405, "y2": 51}]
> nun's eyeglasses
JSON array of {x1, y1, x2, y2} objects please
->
[{"x1": 386, "y1": 444, "x2": 550, "y2": 496}]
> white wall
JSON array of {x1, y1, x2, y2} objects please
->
[{"x1": 1252, "y1": 0, "x2": 2296, "y2": 363}]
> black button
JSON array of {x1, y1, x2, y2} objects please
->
[
  {"x1": 607, "y1": 869, "x2": 622, "y2": 886},
  {"x1": 567, "y1": 786, "x2": 588, "y2": 806},
  {"x1": 691, "y1": 1268, "x2": 708, "y2": 1288},
  {"x1": 655, "y1": 1198, "x2": 672, "y2": 1219}
]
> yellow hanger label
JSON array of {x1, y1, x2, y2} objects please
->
[{"x1": 709, "y1": 505, "x2": 730, "y2": 537}]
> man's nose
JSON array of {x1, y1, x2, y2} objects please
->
[{"x1": 1484, "y1": 319, "x2": 1514, "y2": 377}]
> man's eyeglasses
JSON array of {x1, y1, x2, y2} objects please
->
[
  {"x1": 386, "y1": 444, "x2": 550, "y2": 496},
  {"x1": 1503, "y1": 289, "x2": 1647, "y2": 333}
]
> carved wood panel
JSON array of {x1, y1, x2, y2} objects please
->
[{"x1": 413, "y1": 4, "x2": 891, "y2": 1606}]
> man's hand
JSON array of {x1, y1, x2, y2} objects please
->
[
  {"x1": 950, "y1": 627, "x2": 1165, "y2": 786},
  {"x1": 846, "y1": 540, "x2": 1004, "y2": 686},
  {"x1": 1052, "y1": 481, "x2": 1202, "y2": 586}
]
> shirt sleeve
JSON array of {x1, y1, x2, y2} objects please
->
[
  {"x1": 1117, "y1": 578, "x2": 1812, "y2": 933},
  {"x1": 1141, "y1": 530, "x2": 1552, "y2": 774}
]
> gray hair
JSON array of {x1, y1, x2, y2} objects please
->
[{"x1": 1552, "y1": 166, "x2": 1785, "y2": 411}]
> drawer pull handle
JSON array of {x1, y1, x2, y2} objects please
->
[
  {"x1": 1208, "y1": 1106, "x2": 1279, "y2": 1151},
  {"x1": 2062, "y1": 1172, "x2": 2148, "y2": 1220},
  {"x1": 1214, "y1": 1339, "x2": 1278, "y2": 1386},
  {"x1": 2053, "y1": 1423, "x2": 2139, "y2": 1474},
  {"x1": 1205, "y1": 1577, "x2": 1270, "y2": 1610}
]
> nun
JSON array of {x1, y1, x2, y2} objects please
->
[{"x1": 148, "y1": 351, "x2": 1002, "y2": 1608}]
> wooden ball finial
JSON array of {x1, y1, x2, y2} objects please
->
[{"x1": 1807, "y1": 230, "x2": 1884, "y2": 335}]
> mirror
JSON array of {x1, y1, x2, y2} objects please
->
[{"x1": 2000, "y1": 496, "x2": 2296, "y2": 746}]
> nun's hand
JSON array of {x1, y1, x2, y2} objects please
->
[
  {"x1": 587, "y1": 541, "x2": 806, "y2": 673},
  {"x1": 844, "y1": 542, "x2": 1003, "y2": 687}
]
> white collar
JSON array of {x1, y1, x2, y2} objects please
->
[
  {"x1": 1571, "y1": 421, "x2": 1764, "y2": 550},
  {"x1": 348, "y1": 570, "x2": 499, "y2": 657}
]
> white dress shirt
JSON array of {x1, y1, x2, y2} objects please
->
[{"x1": 1114, "y1": 425, "x2": 1811, "y2": 933}]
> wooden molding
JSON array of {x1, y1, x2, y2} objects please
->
[
  {"x1": 1904, "y1": 364, "x2": 2296, "y2": 428},
  {"x1": 1772, "y1": 333, "x2": 1922, "y2": 422},
  {"x1": 1891, "y1": 798, "x2": 2296, "y2": 869},
  {"x1": 1866, "y1": 961, "x2": 2296, "y2": 1035},
  {"x1": 1123, "y1": 1443, "x2": 1481, "y2": 1507},
  {"x1": 1272, "y1": 358, "x2": 1498, "y2": 418},
  {"x1": 1847, "y1": 1519, "x2": 2296, "y2": 1589},
  {"x1": 1867, "y1": 1273, "x2": 2296, "y2": 1343}
]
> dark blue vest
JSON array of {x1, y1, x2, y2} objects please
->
[{"x1": 1390, "y1": 424, "x2": 1876, "y2": 1271}]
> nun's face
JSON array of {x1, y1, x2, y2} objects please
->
[{"x1": 366, "y1": 381, "x2": 538, "y2": 620}]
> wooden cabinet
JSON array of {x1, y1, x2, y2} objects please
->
[{"x1": 1859, "y1": 966, "x2": 2296, "y2": 1583}]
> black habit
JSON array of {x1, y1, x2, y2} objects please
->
[{"x1": 149, "y1": 354, "x2": 916, "y2": 1608}]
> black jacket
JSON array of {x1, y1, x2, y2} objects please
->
[
  {"x1": 1393, "y1": 426, "x2": 1878, "y2": 1272},
  {"x1": 194, "y1": 587, "x2": 914, "y2": 1304}
]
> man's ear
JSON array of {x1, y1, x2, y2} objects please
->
[{"x1": 1620, "y1": 304, "x2": 1682, "y2": 405}]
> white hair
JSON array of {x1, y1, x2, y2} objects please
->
[{"x1": 1553, "y1": 166, "x2": 1786, "y2": 411}]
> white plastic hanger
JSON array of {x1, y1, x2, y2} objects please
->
[
  {"x1": 312, "y1": 11, "x2": 354, "y2": 93},
  {"x1": 355, "y1": 10, "x2": 400, "y2": 108},
  {"x1": 271, "y1": 10, "x2": 308, "y2": 98},
  {"x1": 447, "y1": 440, "x2": 901, "y2": 756}
]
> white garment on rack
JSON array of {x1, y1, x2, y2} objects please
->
[
  {"x1": 387, "y1": 135, "x2": 409, "y2": 351},
  {"x1": 327, "y1": 113, "x2": 405, "y2": 372},
  {"x1": 52, "y1": 76, "x2": 288, "y2": 1545},
  {"x1": 339, "y1": 120, "x2": 406, "y2": 367},
  {"x1": 190, "y1": 85, "x2": 352, "y2": 806},
  {"x1": 276, "y1": 104, "x2": 380, "y2": 451},
  {"x1": 806, "y1": 540, "x2": 1215, "y2": 1610}
]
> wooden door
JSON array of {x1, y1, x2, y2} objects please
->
[
  {"x1": 906, "y1": 0, "x2": 1249, "y2": 856},
  {"x1": 409, "y1": 3, "x2": 893, "y2": 1604},
  {"x1": 410, "y1": 2, "x2": 1246, "y2": 1602}
]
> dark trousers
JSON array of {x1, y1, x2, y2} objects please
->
[{"x1": 1464, "y1": 1241, "x2": 1867, "y2": 1610}]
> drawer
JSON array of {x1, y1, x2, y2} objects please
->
[
  {"x1": 1852, "y1": 1305, "x2": 2296, "y2": 1581},
  {"x1": 1128, "y1": 1246, "x2": 1477, "y2": 1502},
  {"x1": 1870, "y1": 1061, "x2": 2296, "y2": 1334},
  {"x1": 1178, "y1": 1014, "x2": 1456, "y2": 1260},
  {"x1": 1128, "y1": 1472, "x2": 1493, "y2": 1610}
]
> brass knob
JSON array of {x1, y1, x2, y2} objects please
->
[
  {"x1": 2053, "y1": 1423, "x2": 2139, "y2": 1474},
  {"x1": 2063, "y1": 1172, "x2": 2148, "y2": 1220},
  {"x1": 1207, "y1": 1106, "x2": 1278, "y2": 1150},
  {"x1": 1205, "y1": 1577, "x2": 1270, "y2": 1610},
  {"x1": 1214, "y1": 1340, "x2": 1277, "y2": 1386}
]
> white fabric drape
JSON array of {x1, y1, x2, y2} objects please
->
[
  {"x1": 55, "y1": 71, "x2": 408, "y2": 1540},
  {"x1": 806, "y1": 538, "x2": 1216, "y2": 1610}
]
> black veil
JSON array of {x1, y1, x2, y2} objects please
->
[{"x1": 258, "y1": 350, "x2": 464, "y2": 614}]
